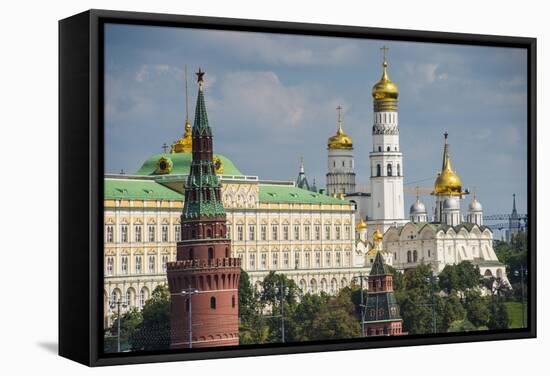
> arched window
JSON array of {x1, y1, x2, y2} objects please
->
[
  {"x1": 342, "y1": 161, "x2": 345, "y2": 167},
  {"x1": 413, "y1": 250, "x2": 418, "y2": 262},
  {"x1": 387, "y1": 164, "x2": 392, "y2": 176},
  {"x1": 378, "y1": 146, "x2": 382, "y2": 152},
  {"x1": 225, "y1": 247, "x2": 230, "y2": 258},
  {"x1": 397, "y1": 164, "x2": 401, "y2": 176},
  {"x1": 387, "y1": 146, "x2": 391, "y2": 151},
  {"x1": 189, "y1": 248, "x2": 194, "y2": 260},
  {"x1": 210, "y1": 296, "x2": 217, "y2": 309},
  {"x1": 207, "y1": 228, "x2": 212, "y2": 238},
  {"x1": 208, "y1": 247, "x2": 214, "y2": 259},
  {"x1": 407, "y1": 251, "x2": 412, "y2": 263},
  {"x1": 376, "y1": 164, "x2": 381, "y2": 177},
  {"x1": 232, "y1": 295, "x2": 236, "y2": 308}
]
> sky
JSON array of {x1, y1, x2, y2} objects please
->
[{"x1": 104, "y1": 23, "x2": 528, "y2": 228}]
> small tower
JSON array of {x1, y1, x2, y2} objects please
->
[
  {"x1": 432, "y1": 132, "x2": 468, "y2": 224},
  {"x1": 409, "y1": 187, "x2": 428, "y2": 223},
  {"x1": 507, "y1": 193, "x2": 521, "y2": 241},
  {"x1": 296, "y1": 157, "x2": 315, "y2": 192},
  {"x1": 467, "y1": 193, "x2": 483, "y2": 226},
  {"x1": 365, "y1": 250, "x2": 404, "y2": 336},
  {"x1": 356, "y1": 219, "x2": 368, "y2": 242},
  {"x1": 326, "y1": 105, "x2": 356, "y2": 195},
  {"x1": 167, "y1": 69, "x2": 241, "y2": 349},
  {"x1": 368, "y1": 47, "x2": 405, "y2": 231}
]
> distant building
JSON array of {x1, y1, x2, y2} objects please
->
[{"x1": 506, "y1": 194, "x2": 521, "y2": 242}]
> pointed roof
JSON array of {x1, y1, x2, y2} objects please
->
[
  {"x1": 369, "y1": 251, "x2": 390, "y2": 276},
  {"x1": 192, "y1": 68, "x2": 212, "y2": 137},
  {"x1": 295, "y1": 157, "x2": 311, "y2": 191}
]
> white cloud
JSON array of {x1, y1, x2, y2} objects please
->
[{"x1": 201, "y1": 31, "x2": 360, "y2": 66}]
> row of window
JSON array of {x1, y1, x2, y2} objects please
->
[
  {"x1": 105, "y1": 254, "x2": 170, "y2": 276},
  {"x1": 240, "y1": 250, "x2": 352, "y2": 270},
  {"x1": 106, "y1": 224, "x2": 181, "y2": 244},
  {"x1": 230, "y1": 224, "x2": 352, "y2": 242},
  {"x1": 108, "y1": 287, "x2": 150, "y2": 310},
  {"x1": 374, "y1": 163, "x2": 401, "y2": 177}
]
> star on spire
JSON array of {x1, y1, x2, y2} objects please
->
[{"x1": 196, "y1": 68, "x2": 205, "y2": 83}]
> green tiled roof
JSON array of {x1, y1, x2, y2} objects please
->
[
  {"x1": 104, "y1": 178, "x2": 183, "y2": 200},
  {"x1": 370, "y1": 252, "x2": 391, "y2": 276},
  {"x1": 259, "y1": 185, "x2": 349, "y2": 205},
  {"x1": 134, "y1": 153, "x2": 243, "y2": 176}
]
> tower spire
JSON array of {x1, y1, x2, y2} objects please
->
[
  {"x1": 185, "y1": 65, "x2": 189, "y2": 124},
  {"x1": 512, "y1": 193, "x2": 517, "y2": 213},
  {"x1": 300, "y1": 156, "x2": 305, "y2": 174},
  {"x1": 336, "y1": 105, "x2": 343, "y2": 134}
]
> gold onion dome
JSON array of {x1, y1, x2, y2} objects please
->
[
  {"x1": 356, "y1": 219, "x2": 368, "y2": 230},
  {"x1": 433, "y1": 133, "x2": 465, "y2": 196},
  {"x1": 372, "y1": 60, "x2": 399, "y2": 101},
  {"x1": 327, "y1": 105, "x2": 353, "y2": 150},
  {"x1": 171, "y1": 121, "x2": 192, "y2": 153},
  {"x1": 372, "y1": 228, "x2": 383, "y2": 242}
]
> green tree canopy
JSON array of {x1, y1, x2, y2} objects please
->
[{"x1": 129, "y1": 285, "x2": 171, "y2": 351}]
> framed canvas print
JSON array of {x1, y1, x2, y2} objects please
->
[{"x1": 59, "y1": 9, "x2": 536, "y2": 366}]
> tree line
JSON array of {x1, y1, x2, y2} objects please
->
[{"x1": 104, "y1": 240, "x2": 526, "y2": 351}]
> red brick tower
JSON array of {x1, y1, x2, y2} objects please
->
[
  {"x1": 167, "y1": 69, "x2": 241, "y2": 349},
  {"x1": 365, "y1": 251, "x2": 404, "y2": 336}
]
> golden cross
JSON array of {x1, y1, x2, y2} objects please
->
[
  {"x1": 336, "y1": 105, "x2": 343, "y2": 128},
  {"x1": 162, "y1": 143, "x2": 169, "y2": 153},
  {"x1": 381, "y1": 45, "x2": 389, "y2": 62}
]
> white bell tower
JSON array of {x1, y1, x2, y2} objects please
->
[{"x1": 368, "y1": 47, "x2": 406, "y2": 231}]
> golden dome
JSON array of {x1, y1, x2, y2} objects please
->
[
  {"x1": 372, "y1": 228, "x2": 383, "y2": 242},
  {"x1": 433, "y1": 133, "x2": 466, "y2": 196},
  {"x1": 171, "y1": 121, "x2": 192, "y2": 153},
  {"x1": 327, "y1": 105, "x2": 353, "y2": 150},
  {"x1": 356, "y1": 219, "x2": 368, "y2": 230},
  {"x1": 372, "y1": 61, "x2": 399, "y2": 101}
]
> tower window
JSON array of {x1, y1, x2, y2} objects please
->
[
  {"x1": 397, "y1": 164, "x2": 401, "y2": 177},
  {"x1": 342, "y1": 161, "x2": 345, "y2": 167},
  {"x1": 387, "y1": 164, "x2": 392, "y2": 176},
  {"x1": 232, "y1": 295, "x2": 235, "y2": 308},
  {"x1": 208, "y1": 247, "x2": 214, "y2": 259},
  {"x1": 210, "y1": 296, "x2": 216, "y2": 309},
  {"x1": 376, "y1": 164, "x2": 381, "y2": 177},
  {"x1": 189, "y1": 248, "x2": 194, "y2": 260},
  {"x1": 378, "y1": 146, "x2": 382, "y2": 152},
  {"x1": 387, "y1": 146, "x2": 390, "y2": 151}
]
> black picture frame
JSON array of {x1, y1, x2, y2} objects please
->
[{"x1": 59, "y1": 9, "x2": 537, "y2": 367}]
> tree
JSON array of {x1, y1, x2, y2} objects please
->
[
  {"x1": 464, "y1": 290, "x2": 491, "y2": 328},
  {"x1": 438, "y1": 261, "x2": 480, "y2": 295},
  {"x1": 238, "y1": 270, "x2": 269, "y2": 345},
  {"x1": 487, "y1": 298, "x2": 510, "y2": 330},
  {"x1": 289, "y1": 293, "x2": 330, "y2": 342},
  {"x1": 440, "y1": 294, "x2": 466, "y2": 332},
  {"x1": 394, "y1": 265, "x2": 437, "y2": 334},
  {"x1": 260, "y1": 272, "x2": 300, "y2": 343},
  {"x1": 104, "y1": 308, "x2": 143, "y2": 353},
  {"x1": 129, "y1": 285, "x2": 171, "y2": 351},
  {"x1": 309, "y1": 293, "x2": 360, "y2": 341}
]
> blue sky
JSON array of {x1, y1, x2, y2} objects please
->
[{"x1": 104, "y1": 23, "x2": 528, "y2": 227}]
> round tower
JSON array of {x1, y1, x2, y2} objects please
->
[
  {"x1": 167, "y1": 69, "x2": 241, "y2": 349},
  {"x1": 326, "y1": 105, "x2": 356, "y2": 195},
  {"x1": 368, "y1": 46, "x2": 405, "y2": 231}
]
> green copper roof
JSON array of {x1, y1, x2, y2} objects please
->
[
  {"x1": 134, "y1": 153, "x2": 243, "y2": 176},
  {"x1": 192, "y1": 85, "x2": 212, "y2": 137},
  {"x1": 369, "y1": 252, "x2": 391, "y2": 276},
  {"x1": 104, "y1": 178, "x2": 183, "y2": 200},
  {"x1": 259, "y1": 185, "x2": 350, "y2": 205},
  {"x1": 365, "y1": 290, "x2": 401, "y2": 322}
]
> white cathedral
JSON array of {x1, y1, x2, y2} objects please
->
[{"x1": 325, "y1": 48, "x2": 508, "y2": 282}]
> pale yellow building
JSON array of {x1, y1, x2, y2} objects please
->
[{"x1": 104, "y1": 125, "x2": 370, "y2": 326}]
